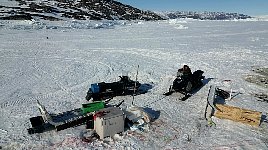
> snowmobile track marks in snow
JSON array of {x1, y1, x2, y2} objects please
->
[{"x1": 0, "y1": 93, "x2": 55, "y2": 109}]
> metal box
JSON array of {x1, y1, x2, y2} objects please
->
[{"x1": 94, "y1": 107, "x2": 125, "y2": 139}]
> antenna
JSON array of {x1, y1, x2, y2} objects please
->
[{"x1": 132, "y1": 65, "x2": 139, "y2": 105}]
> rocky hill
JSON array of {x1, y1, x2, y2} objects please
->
[
  {"x1": 0, "y1": 0, "x2": 253, "y2": 21},
  {"x1": 0, "y1": 0, "x2": 164, "y2": 21},
  {"x1": 162, "y1": 11, "x2": 251, "y2": 20}
]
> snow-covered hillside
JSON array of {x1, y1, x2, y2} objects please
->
[
  {"x1": 0, "y1": 0, "x2": 163, "y2": 21},
  {"x1": 0, "y1": 19, "x2": 268, "y2": 149}
]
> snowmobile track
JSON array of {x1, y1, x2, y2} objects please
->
[{"x1": 0, "y1": 93, "x2": 55, "y2": 109}]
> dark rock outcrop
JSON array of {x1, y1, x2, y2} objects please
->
[
  {"x1": 163, "y1": 11, "x2": 251, "y2": 20},
  {"x1": 0, "y1": 0, "x2": 164, "y2": 21}
]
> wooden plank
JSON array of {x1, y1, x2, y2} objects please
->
[{"x1": 214, "y1": 104, "x2": 262, "y2": 127}]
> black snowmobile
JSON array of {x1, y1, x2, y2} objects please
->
[
  {"x1": 164, "y1": 70, "x2": 205, "y2": 100},
  {"x1": 86, "y1": 76, "x2": 141, "y2": 101}
]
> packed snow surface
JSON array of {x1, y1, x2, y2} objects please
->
[{"x1": 0, "y1": 19, "x2": 268, "y2": 149}]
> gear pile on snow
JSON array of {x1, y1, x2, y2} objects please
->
[{"x1": 27, "y1": 65, "x2": 266, "y2": 140}]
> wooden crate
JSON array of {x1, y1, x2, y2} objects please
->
[{"x1": 214, "y1": 104, "x2": 262, "y2": 127}]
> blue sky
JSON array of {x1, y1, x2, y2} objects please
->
[{"x1": 117, "y1": 0, "x2": 268, "y2": 16}]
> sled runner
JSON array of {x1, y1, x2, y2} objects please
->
[
  {"x1": 204, "y1": 85, "x2": 231, "y2": 120},
  {"x1": 27, "y1": 101, "x2": 106, "y2": 134}
]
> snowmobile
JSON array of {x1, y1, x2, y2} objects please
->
[
  {"x1": 86, "y1": 76, "x2": 141, "y2": 101},
  {"x1": 164, "y1": 70, "x2": 205, "y2": 100}
]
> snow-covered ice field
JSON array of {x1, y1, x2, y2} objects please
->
[{"x1": 0, "y1": 19, "x2": 268, "y2": 149}]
